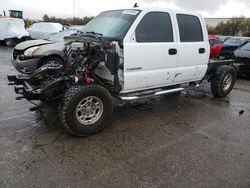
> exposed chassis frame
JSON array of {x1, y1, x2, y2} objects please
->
[{"x1": 7, "y1": 59, "x2": 237, "y2": 102}]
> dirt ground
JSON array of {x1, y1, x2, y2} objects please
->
[{"x1": 0, "y1": 46, "x2": 250, "y2": 188}]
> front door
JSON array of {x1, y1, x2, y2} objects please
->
[{"x1": 123, "y1": 11, "x2": 178, "y2": 93}]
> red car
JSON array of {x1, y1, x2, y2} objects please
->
[{"x1": 209, "y1": 35, "x2": 223, "y2": 59}]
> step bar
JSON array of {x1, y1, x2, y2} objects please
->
[{"x1": 118, "y1": 85, "x2": 199, "y2": 101}]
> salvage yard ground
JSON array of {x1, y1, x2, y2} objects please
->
[{"x1": 0, "y1": 46, "x2": 250, "y2": 187}]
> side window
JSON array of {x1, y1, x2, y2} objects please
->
[
  {"x1": 177, "y1": 14, "x2": 203, "y2": 42},
  {"x1": 209, "y1": 39, "x2": 215, "y2": 46},
  {"x1": 136, "y1": 12, "x2": 173, "y2": 43}
]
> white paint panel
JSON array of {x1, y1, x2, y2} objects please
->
[{"x1": 123, "y1": 68, "x2": 176, "y2": 91}]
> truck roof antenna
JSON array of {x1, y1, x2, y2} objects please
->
[{"x1": 134, "y1": 3, "x2": 139, "y2": 8}]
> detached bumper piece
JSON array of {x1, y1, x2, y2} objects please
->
[{"x1": 7, "y1": 74, "x2": 41, "y2": 100}]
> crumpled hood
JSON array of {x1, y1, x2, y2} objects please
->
[{"x1": 15, "y1": 39, "x2": 55, "y2": 50}]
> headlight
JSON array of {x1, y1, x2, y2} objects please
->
[{"x1": 24, "y1": 47, "x2": 40, "y2": 57}]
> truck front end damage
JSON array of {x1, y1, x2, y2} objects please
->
[{"x1": 8, "y1": 35, "x2": 124, "y2": 102}]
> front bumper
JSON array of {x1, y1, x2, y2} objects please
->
[
  {"x1": 7, "y1": 74, "x2": 41, "y2": 100},
  {"x1": 238, "y1": 64, "x2": 250, "y2": 74},
  {"x1": 11, "y1": 56, "x2": 41, "y2": 74}
]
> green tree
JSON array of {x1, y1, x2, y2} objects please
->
[
  {"x1": 241, "y1": 18, "x2": 250, "y2": 36},
  {"x1": 213, "y1": 17, "x2": 249, "y2": 36},
  {"x1": 42, "y1": 14, "x2": 93, "y2": 26},
  {"x1": 42, "y1": 14, "x2": 49, "y2": 22}
]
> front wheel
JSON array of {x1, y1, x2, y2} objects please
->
[
  {"x1": 60, "y1": 85, "x2": 113, "y2": 137},
  {"x1": 211, "y1": 65, "x2": 237, "y2": 97},
  {"x1": 39, "y1": 56, "x2": 64, "y2": 68},
  {"x1": 4, "y1": 38, "x2": 16, "y2": 47}
]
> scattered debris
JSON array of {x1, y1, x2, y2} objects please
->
[{"x1": 239, "y1": 110, "x2": 245, "y2": 116}]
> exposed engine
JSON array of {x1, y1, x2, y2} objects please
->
[{"x1": 9, "y1": 35, "x2": 123, "y2": 102}]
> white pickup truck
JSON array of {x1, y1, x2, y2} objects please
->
[{"x1": 8, "y1": 8, "x2": 237, "y2": 136}]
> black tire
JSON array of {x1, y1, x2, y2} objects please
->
[
  {"x1": 211, "y1": 65, "x2": 237, "y2": 97},
  {"x1": 4, "y1": 38, "x2": 16, "y2": 47},
  {"x1": 60, "y1": 85, "x2": 113, "y2": 137},
  {"x1": 246, "y1": 73, "x2": 250, "y2": 80}
]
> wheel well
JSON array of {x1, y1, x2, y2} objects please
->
[
  {"x1": 38, "y1": 54, "x2": 64, "y2": 68},
  {"x1": 231, "y1": 64, "x2": 238, "y2": 74}
]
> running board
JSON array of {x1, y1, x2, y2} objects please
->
[{"x1": 118, "y1": 84, "x2": 200, "y2": 101}]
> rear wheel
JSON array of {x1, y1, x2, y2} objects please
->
[
  {"x1": 60, "y1": 85, "x2": 113, "y2": 137},
  {"x1": 4, "y1": 38, "x2": 16, "y2": 47},
  {"x1": 211, "y1": 65, "x2": 236, "y2": 97}
]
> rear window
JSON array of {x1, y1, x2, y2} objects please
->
[
  {"x1": 209, "y1": 39, "x2": 214, "y2": 46},
  {"x1": 209, "y1": 39, "x2": 223, "y2": 46},
  {"x1": 177, "y1": 14, "x2": 203, "y2": 42}
]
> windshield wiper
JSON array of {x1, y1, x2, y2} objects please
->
[{"x1": 85, "y1": 31, "x2": 104, "y2": 41}]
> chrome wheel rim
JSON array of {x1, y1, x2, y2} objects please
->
[
  {"x1": 222, "y1": 73, "x2": 233, "y2": 91},
  {"x1": 76, "y1": 96, "x2": 103, "y2": 125}
]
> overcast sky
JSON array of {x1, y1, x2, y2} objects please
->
[{"x1": 1, "y1": 0, "x2": 250, "y2": 19}]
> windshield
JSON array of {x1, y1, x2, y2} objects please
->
[
  {"x1": 240, "y1": 42, "x2": 250, "y2": 50},
  {"x1": 48, "y1": 29, "x2": 79, "y2": 42},
  {"x1": 224, "y1": 38, "x2": 247, "y2": 46},
  {"x1": 80, "y1": 9, "x2": 140, "y2": 40}
]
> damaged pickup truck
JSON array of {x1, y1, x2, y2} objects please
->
[{"x1": 8, "y1": 8, "x2": 238, "y2": 136}]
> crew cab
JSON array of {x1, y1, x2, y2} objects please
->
[{"x1": 8, "y1": 8, "x2": 237, "y2": 137}]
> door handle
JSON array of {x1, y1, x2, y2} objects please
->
[
  {"x1": 169, "y1": 48, "x2": 177, "y2": 55},
  {"x1": 199, "y1": 48, "x2": 205, "y2": 54}
]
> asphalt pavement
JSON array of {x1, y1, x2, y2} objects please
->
[{"x1": 0, "y1": 46, "x2": 250, "y2": 188}]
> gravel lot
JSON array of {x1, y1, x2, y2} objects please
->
[{"x1": 0, "y1": 46, "x2": 250, "y2": 188}]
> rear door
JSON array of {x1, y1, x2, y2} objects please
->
[
  {"x1": 174, "y1": 14, "x2": 209, "y2": 83},
  {"x1": 123, "y1": 11, "x2": 178, "y2": 92}
]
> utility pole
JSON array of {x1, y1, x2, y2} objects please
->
[{"x1": 73, "y1": 0, "x2": 75, "y2": 25}]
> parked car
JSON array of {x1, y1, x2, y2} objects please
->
[
  {"x1": 219, "y1": 37, "x2": 250, "y2": 59},
  {"x1": 209, "y1": 35, "x2": 223, "y2": 59},
  {"x1": 27, "y1": 22, "x2": 64, "y2": 40},
  {"x1": 12, "y1": 28, "x2": 80, "y2": 74},
  {"x1": 218, "y1": 35, "x2": 233, "y2": 43},
  {"x1": 234, "y1": 42, "x2": 250, "y2": 78},
  {"x1": 8, "y1": 8, "x2": 237, "y2": 137},
  {"x1": 0, "y1": 18, "x2": 30, "y2": 47}
]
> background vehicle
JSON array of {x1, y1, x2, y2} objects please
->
[
  {"x1": 234, "y1": 42, "x2": 250, "y2": 78},
  {"x1": 209, "y1": 35, "x2": 223, "y2": 59},
  {"x1": 8, "y1": 8, "x2": 237, "y2": 137},
  {"x1": 219, "y1": 37, "x2": 250, "y2": 59},
  {"x1": 12, "y1": 28, "x2": 81, "y2": 74},
  {"x1": 27, "y1": 22, "x2": 64, "y2": 39},
  {"x1": 0, "y1": 18, "x2": 30, "y2": 47},
  {"x1": 218, "y1": 35, "x2": 233, "y2": 43},
  {"x1": 0, "y1": 10, "x2": 23, "y2": 19}
]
